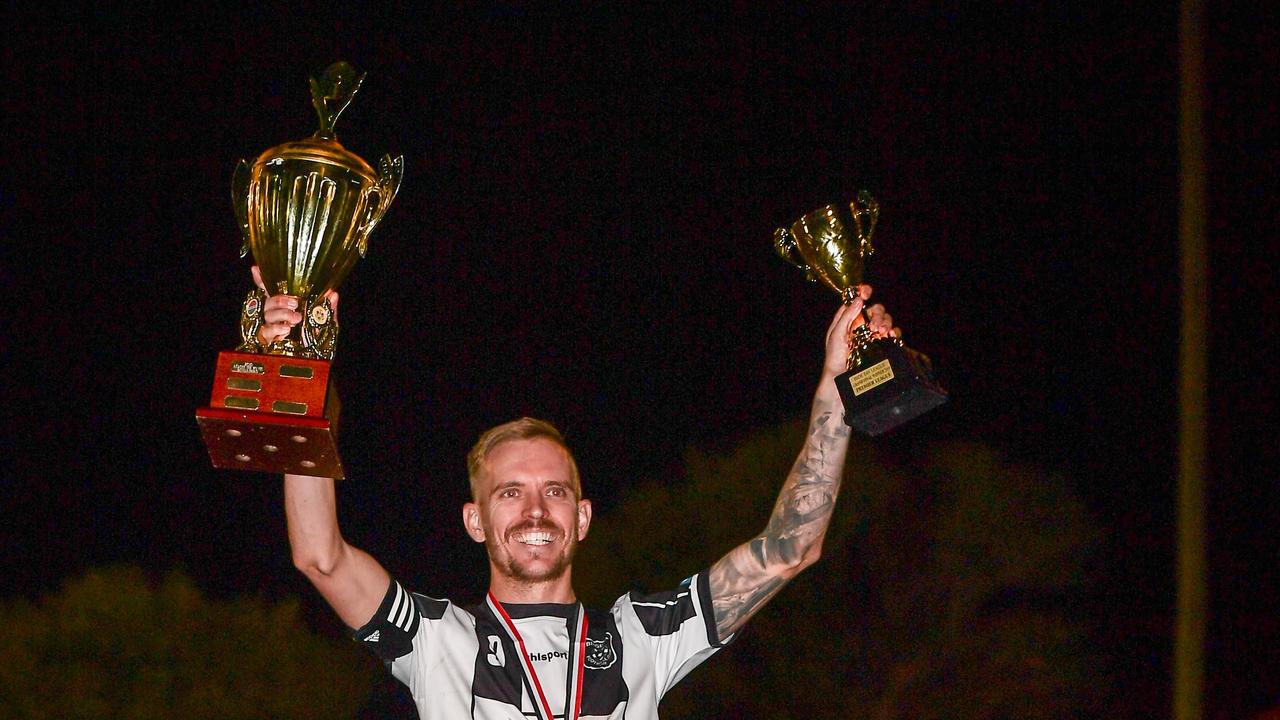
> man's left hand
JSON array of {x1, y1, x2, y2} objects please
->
[{"x1": 821, "y1": 284, "x2": 902, "y2": 378}]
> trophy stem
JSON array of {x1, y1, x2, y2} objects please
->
[
  {"x1": 267, "y1": 336, "x2": 305, "y2": 357},
  {"x1": 846, "y1": 322, "x2": 874, "y2": 371}
]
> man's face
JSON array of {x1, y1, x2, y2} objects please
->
[{"x1": 464, "y1": 438, "x2": 591, "y2": 587}]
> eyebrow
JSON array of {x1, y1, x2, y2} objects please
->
[{"x1": 490, "y1": 479, "x2": 572, "y2": 496}]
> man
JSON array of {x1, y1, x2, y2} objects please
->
[{"x1": 255, "y1": 267, "x2": 898, "y2": 718}]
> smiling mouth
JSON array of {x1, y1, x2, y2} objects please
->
[{"x1": 512, "y1": 530, "x2": 556, "y2": 546}]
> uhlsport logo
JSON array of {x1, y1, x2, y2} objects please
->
[{"x1": 530, "y1": 649, "x2": 568, "y2": 662}]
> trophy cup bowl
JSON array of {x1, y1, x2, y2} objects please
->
[
  {"x1": 775, "y1": 191, "x2": 946, "y2": 435},
  {"x1": 196, "y1": 62, "x2": 403, "y2": 478}
]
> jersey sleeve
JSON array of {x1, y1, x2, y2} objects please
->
[
  {"x1": 350, "y1": 578, "x2": 450, "y2": 667},
  {"x1": 614, "y1": 570, "x2": 730, "y2": 699}
]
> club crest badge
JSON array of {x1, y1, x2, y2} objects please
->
[{"x1": 584, "y1": 631, "x2": 616, "y2": 670}]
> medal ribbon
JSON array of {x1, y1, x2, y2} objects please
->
[{"x1": 487, "y1": 593, "x2": 587, "y2": 720}]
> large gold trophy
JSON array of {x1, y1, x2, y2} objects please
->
[
  {"x1": 775, "y1": 191, "x2": 946, "y2": 435},
  {"x1": 196, "y1": 62, "x2": 403, "y2": 478}
]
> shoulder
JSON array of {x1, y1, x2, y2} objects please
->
[
  {"x1": 352, "y1": 582, "x2": 484, "y2": 665},
  {"x1": 389, "y1": 580, "x2": 458, "y2": 623},
  {"x1": 611, "y1": 572, "x2": 715, "y2": 639},
  {"x1": 354, "y1": 581, "x2": 473, "y2": 645}
]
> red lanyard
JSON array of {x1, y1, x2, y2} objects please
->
[{"x1": 487, "y1": 593, "x2": 588, "y2": 720}]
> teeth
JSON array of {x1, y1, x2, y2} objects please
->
[{"x1": 514, "y1": 531, "x2": 554, "y2": 546}]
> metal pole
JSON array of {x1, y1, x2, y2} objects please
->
[{"x1": 1174, "y1": 0, "x2": 1207, "y2": 717}]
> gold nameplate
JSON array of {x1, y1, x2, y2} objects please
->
[
  {"x1": 850, "y1": 359, "x2": 895, "y2": 396},
  {"x1": 224, "y1": 396, "x2": 261, "y2": 410},
  {"x1": 279, "y1": 365, "x2": 314, "y2": 379},
  {"x1": 226, "y1": 377, "x2": 262, "y2": 392},
  {"x1": 272, "y1": 400, "x2": 308, "y2": 415}
]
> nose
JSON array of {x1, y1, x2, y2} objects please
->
[{"x1": 524, "y1": 493, "x2": 547, "y2": 519}]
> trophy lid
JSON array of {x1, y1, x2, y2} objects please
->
[
  {"x1": 249, "y1": 61, "x2": 378, "y2": 181},
  {"x1": 253, "y1": 135, "x2": 377, "y2": 180}
]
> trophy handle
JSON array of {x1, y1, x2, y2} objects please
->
[
  {"x1": 231, "y1": 160, "x2": 253, "y2": 258},
  {"x1": 355, "y1": 154, "x2": 405, "y2": 257},
  {"x1": 773, "y1": 228, "x2": 818, "y2": 282},
  {"x1": 849, "y1": 190, "x2": 879, "y2": 258},
  {"x1": 299, "y1": 293, "x2": 339, "y2": 360}
]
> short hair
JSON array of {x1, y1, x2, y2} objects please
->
[{"x1": 466, "y1": 417, "x2": 581, "y2": 502}]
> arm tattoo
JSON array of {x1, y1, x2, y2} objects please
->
[{"x1": 709, "y1": 400, "x2": 850, "y2": 639}]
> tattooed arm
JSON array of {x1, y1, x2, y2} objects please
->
[{"x1": 708, "y1": 288, "x2": 897, "y2": 640}]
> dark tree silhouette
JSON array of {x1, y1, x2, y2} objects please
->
[
  {"x1": 577, "y1": 421, "x2": 1108, "y2": 718},
  {"x1": 0, "y1": 566, "x2": 373, "y2": 720}
]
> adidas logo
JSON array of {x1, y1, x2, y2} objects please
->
[{"x1": 365, "y1": 631, "x2": 380, "y2": 643}]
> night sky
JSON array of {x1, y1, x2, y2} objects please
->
[{"x1": 3, "y1": 4, "x2": 1276, "y2": 717}]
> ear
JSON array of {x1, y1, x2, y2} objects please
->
[
  {"x1": 576, "y1": 499, "x2": 593, "y2": 541},
  {"x1": 462, "y1": 502, "x2": 486, "y2": 543}
]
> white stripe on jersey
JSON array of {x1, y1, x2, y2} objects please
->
[
  {"x1": 630, "y1": 590, "x2": 689, "y2": 609},
  {"x1": 388, "y1": 582, "x2": 413, "y2": 632}
]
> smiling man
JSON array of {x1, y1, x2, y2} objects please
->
[
  {"x1": 268, "y1": 273, "x2": 897, "y2": 719},
  {"x1": 463, "y1": 423, "x2": 590, "y2": 601}
]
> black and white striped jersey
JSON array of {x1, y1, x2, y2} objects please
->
[{"x1": 352, "y1": 572, "x2": 729, "y2": 719}]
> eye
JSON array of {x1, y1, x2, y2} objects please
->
[
  {"x1": 546, "y1": 486, "x2": 566, "y2": 497},
  {"x1": 499, "y1": 488, "x2": 519, "y2": 498}
]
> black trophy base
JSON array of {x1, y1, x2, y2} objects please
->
[{"x1": 835, "y1": 340, "x2": 947, "y2": 436}]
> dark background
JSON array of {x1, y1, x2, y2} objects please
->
[{"x1": 2, "y1": 3, "x2": 1275, "y2": 717}]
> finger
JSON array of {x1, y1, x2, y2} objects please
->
[
  {"x1": 826, "y1": 301, "x2": 857, "y2": 346},
  {"x1": 264, "y1": 294, "x2": 299, "y2": 312},
  {"x1": 257, "y1": 322, "x2": 293, "y2": 345},
  {"x1": 264, "y1": 308, "x2": 303, "y2": 326},
  {"x1": 251, "y1": 265, "x2": 266, "y2": 292},
  {"x1": 828, "y1": 300, "x2": 856, "y2": 330},
  {"x1": 889, "y1": 326, "x2": 902, "y2": 339},
  {"x1": 263, "y1": 295, "x2": 302, "y2": 325},
  {"x1": 857, "y1": 284, "x2": 873, "y2": 302},
  {"x1": 826, "y1": 304, "x2": 848, "y2": 344},
  {"x1": 866, "y1": 310, "x2": 893, "y2": 337}
]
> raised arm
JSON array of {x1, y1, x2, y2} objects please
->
[
  {"x1": 251, "y1": 266, "x2": 391, "y2": 629},
  {"x1": 708, "y1": 288, "x2": 896, "y2": 639},
  {"x1": 285, "y1": 472, "x2": 390, "y2": 629}
]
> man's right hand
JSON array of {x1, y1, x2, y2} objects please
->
[{"x1": 250, "y1": 265, "x2": 338, "y2": 346}]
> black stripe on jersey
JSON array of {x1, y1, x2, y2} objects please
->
[
  {"x1": 582, "y1": 607, "x2": 627, "y2": 717},
  {"x1": 414, "y1": 591, "x2": 450, "y2": 621},
  {"x1": 629, "y1": 578, "x2": 699, "y2": 638},
  {"x1": 693, "y1": 571, "x2": 728, "y2": 647},
  {"x1": 469, "y1": 603, "x2": 529, "y2": 712},
  {"x1": 351, "y1": 579, "x2": 444, "y2": 663}
]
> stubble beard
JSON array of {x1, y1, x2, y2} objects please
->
[{"x1": 489, "y1": 523, "x2": 579, "y2": 585}]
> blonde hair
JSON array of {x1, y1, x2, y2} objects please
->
[{"x1": 466, "y1": 417, "x2": 581, "y2": 501}]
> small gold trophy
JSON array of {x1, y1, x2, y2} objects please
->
[
  {"x1": 196, "y1": 62, "x2": 403, "y2": 478},
  {"x1": 775, "y1": 191, "x2": 946, "y2": 435}
]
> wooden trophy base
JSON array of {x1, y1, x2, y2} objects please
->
[
  {"x1": 836, "y1": 341, "x2": 947, "y2": 437},
  {"x1": 195, "y1": 351, "x2": 345, "y2": 479}
]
